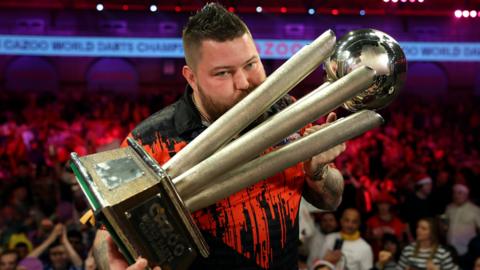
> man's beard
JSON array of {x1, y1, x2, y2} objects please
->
[{"x1": 196, "y1": 84, "x2": 254, "y2": 122}]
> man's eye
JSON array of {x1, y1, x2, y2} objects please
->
[
  {"x1": 245, "y1": 62, "x2": 255, "y2": 70},
  {"x1": 215, "y1": 71, "x2": 229, "y2": 77}
]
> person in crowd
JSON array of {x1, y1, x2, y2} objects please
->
[
  {"x1": 397, "y1": 217, "x2": 458, "y2": 270},
  {"x1": 0, "y1": 250, "x2": 18, "y2": 270},
  {"x1": 444, "y1": 182, "x2": 480, "y2": 256},
  {"x1": 400, "y1": 173, "x2": 434, "y2": 236},
  {"x1": 94, "y1": 3, "x2": 346, "y2": 270},
  {"x1": 372, "y1": 233, "x2": 400, "y2": 270},
  {"x1": 366, "y1": 192, "x2": 411, "y2": 257},
  {"x1": 315, "y1": 208, "x2": 373, "y2": 270},
  {"x1": 305, "y1": 211, "x2": 339, "y2": 267},
  {"x1": 26, "y1": 223, "x2": 83, "y2": 270}
]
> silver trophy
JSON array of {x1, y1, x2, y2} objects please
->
[{"x1": 70, "y1": 28, "x2": 406, "y2": 270}]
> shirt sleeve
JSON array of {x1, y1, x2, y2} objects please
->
[{"x1": 396, "y1": 246, "x2": 409, "y2": 270}]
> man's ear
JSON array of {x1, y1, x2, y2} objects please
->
[{"x1": 182, "y1": 65, "x2": 197, "y2": 91}]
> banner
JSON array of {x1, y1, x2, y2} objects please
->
[{"x1": 0, "y1": 35, "x2": 479, "y2": 62}]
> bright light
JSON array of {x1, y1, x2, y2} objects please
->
[
  {"x1": 392, "y1": 0, "x2": 398, "y2": 3},
  {"x1": 359, "y1": 9, "x2": 366, "y2": 16},
  {"x1": 331, "y1": 9, "x2": 339, "y2": 15},
  {"x1": 418, "y1": 0, "x2": 424, "y2": 2},
  {"x1": 280, "y1": 6, "x2": 287, "y2": 13},
  {"x1": 470, "y1": 10, "x2": 478, "y2": 17},
  {"x1": 228, "y1": 6, "x2": 235, "y2": 12},
  {"x1": 462, "y1": 10, "x2": 469, "y2": 17},
  {"x1": 383, "y1": 0, "x2": 389, "y2": 2},
  {"x1": 454, "y1": 10, "x2": 462, "y2": 18},
  {"x1": 96, "y1": 3, "x2": 104, "y2": 11},
  {"x1": 308, "y1": 8, "x2": 315, "y2": 15},
  {"x1": 150, "y1": 5, "x2": 157, "y2": 12},
  {"x1": 409, "y1": 0, "x2": 415, "y2": 2},
  {"x1": 401, "y1": 0, "x2": 407, "y2": 3},
  {"x1": 256, "y1": 6, "x2": 262, "y2": 13}
]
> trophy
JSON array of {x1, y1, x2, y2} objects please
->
[{"x1": 70, "y1": 29, "x2": 406, "y2": 270}]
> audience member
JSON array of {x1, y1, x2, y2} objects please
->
[
  {"x1": 0, "y1": 250, "x2": 18, "y2": 270},
  {"x1": 316, "y1": 208, "x2": 373, "y2": 270},
  {"x1": 397, "y1": 217, "x2": 458, "y2": 270},
  {"x1": 444, "y1": 182, "x2": 480, "y2": 256}
]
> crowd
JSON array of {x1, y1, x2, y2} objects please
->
[{"x1": 0, "y1": 89, "x2": 479, "y2": 270}]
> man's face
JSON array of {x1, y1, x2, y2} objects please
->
[
  {"x1": 49, "y1": 245, "x2": 69, "y2": 269},
  {"x1": 185, "y1": 33, "x2": 266, "y2": 122},
  {"x1": 453, "y1": 188, "x2": 469, "y2": 205},
  {"x1": 340, "y1": 209, "x2": 360, "y2": 235},
  {"x1": 0, "y1": 253, "x2": 18, "y2": 270},
  {"x1": 319, "y1": 213, "x2": 337, "y2": 234}
]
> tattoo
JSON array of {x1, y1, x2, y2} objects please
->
[
  {"x1": 93, "y1": 232, "x2": 111, "y2": 270},
  {"x1": 303, "y1": 166, "x2": 344, "y2": 210}
]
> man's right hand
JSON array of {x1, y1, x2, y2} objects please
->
[{"x1": 93, "y1": 230, "x2": 161, "y2": 270}]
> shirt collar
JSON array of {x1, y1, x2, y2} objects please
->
[{"x1": 174, "y1": 85, "x2": 206, "y2": 136}]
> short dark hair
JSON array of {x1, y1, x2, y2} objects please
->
[{"x1": 182, "y1": 2, "x2": 250, "y2": 69}]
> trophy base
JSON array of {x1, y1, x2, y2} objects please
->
[{"x1": 70, "y1": 141, "x2": 209, "y2": 270}]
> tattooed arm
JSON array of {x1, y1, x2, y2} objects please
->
[
  {"x1": 302, "y1": 112, "x2": 345, "y2": 210},
  {"x1": 303, "y1": 164, "x2": 344, "y2": 210}
]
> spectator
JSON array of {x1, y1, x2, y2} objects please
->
[
  {"x1": 373, "y1": 233, "x2": 400, "y2": 270},
  {"x1": 397, "y1": 217, "x2": 458, "y2": 270},
  {"x1": 400, "y1": 173, "x2": 434, "y2": 236},
  {"x1": 366, "y1": 192, "x2": 410, "y2": 256},
  {"x1": 316, "y1": 208, "x2": 373, "y2": 270},
  {"x1": 27, "y1": 224, "x2": 83, "y2": 270},
  {"x1": 0, "y1": 250, "x2": 18, "y2": 270},
  {"x1": 444, "y1": 183, "x2": 480, "y2": 256},
  {"x1": 306, "y1": 211, "x2": 339, "y2": 267}
]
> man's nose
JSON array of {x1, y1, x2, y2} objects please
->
[{"x1": 233, "y1": 70, "x2": 250, "y2": 91}]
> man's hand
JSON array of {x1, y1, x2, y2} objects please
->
[
  {"x1": 302, "y1": 112, "x2": 346, "y2": 210},
  {"x1": 377, "y1": 251, "x2": 392, "y2": 267},
  {"x1": 426, "y1": 260, "x2": 440, "y2": 270},
  {"x1": 93, "y1": 230, "x2": 161, "y2": 270},
  {"x1": 303, "y1": 112, "x2": 346, "y2": 179},
  {"x1": 323, "y1": 250, "x2": 342, "y2": 264}
]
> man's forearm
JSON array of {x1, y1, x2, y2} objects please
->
[
  {"x1": 303, "y1": 165, "x2": 344, "y2": 210},
  {"x1": 93, "y1": 230, "x2": 111, "y2": 270}
]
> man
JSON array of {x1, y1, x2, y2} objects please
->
[
  {"x1": 305, "y1": 211, "x2": 339, "y2": 267},
  {"x1": 400, "y1": 172, "x2": 434, "y2": 236},
  {"x1": 316, "y1": 208, "x2": 373, "y2": 270},
  {"x1": 0, "y1": 250, "x2": 18, "y2": 270},
  {"x1": 445, "y1": 183, "x2": 480, "y2": 256},
  {"x1": 95, "y1": 3, "x2": 345, "y2": 270}
]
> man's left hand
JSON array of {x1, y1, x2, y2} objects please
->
[{"x1": 303, "y1": 112, "x2": 346, "y2": 179}]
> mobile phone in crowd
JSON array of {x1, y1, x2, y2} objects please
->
[{"x1": 333, "y1": 238, "x2": 344, "y2": 250}]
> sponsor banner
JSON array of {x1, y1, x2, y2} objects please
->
[{"x1": 0, "y1": 35, "x2": 479, "y2": 62}]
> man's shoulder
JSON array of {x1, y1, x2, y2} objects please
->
[{"x1": 131, "y1": 102, "x2": 179, "y2": 144}]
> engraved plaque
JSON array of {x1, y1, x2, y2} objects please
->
[{"x1": 94, "y1": 157, "x2": 144, "y2": 190}]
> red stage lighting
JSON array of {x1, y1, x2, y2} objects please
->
[
  {"x1": 228, "y1": 6, "x2": 235, "y2": 12},
  {"x1": 331, "y1": 9, "x2": 339, "y2": 15},
  {"x1": 174, "y1": 6, "x2": 181, "y2": 12},
  {"x1": 280, "y1": 6, "x2": 287, "y2": 13},
  {"x1": 122, "y1": 4, "x2": 128, "y2": 11}
]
